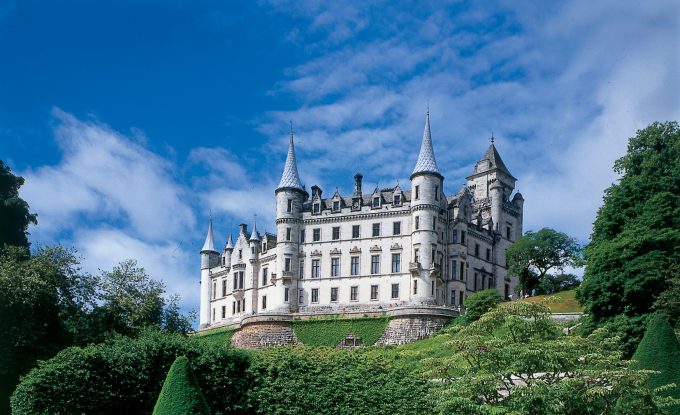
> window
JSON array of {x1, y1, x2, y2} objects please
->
[
  {"x1": 391, "y1": 253, "x2": 401, "y2": 273},
  {"x1": 474, "y1": 272, "x2": 478, "y2": 290},
  {"x1": 333, "y1": 200, "x2": 340, "y2": 211},
  {"x1": 431, "y1": 249, "x2": 436, "y2": 264},
  {"x1": 486, "y1": 248, "x2": 491, "y2": 261},
  {"x1": 299, "y1": 260, "x2": 305, "y2": 278},
  {"x1": 475, "y1": 244, "x2": 480, "y2": 257},
  {"x1": 299, "y1": 289, "x2": 304, "y2": 304},
  {"x1": 459, "y1": 291, "x2": 464, "y2": 306},
  {"x1": 232, "y1": 301, "x2": 236, "y2": 314},
  {"x1": 311, "y1": 259, "x2": 320, "y2": 278},
  {"x1": 331, "y1": 287, "x2": 338, "y2": 302},
  {"x1": 432, "y1": 217, "x2": 436, "y2": 231},
  {"x1": 238, "y1": 271, "x2": 244, "y2": 289},
  {"x1": 413, "y1": 280, "x2": 418, "y2": 295},
  {"x1": 451, "y1": 290, "x2": 456, "y2": 305},
  {"x1": 300, "y1": 229, "x2": 305, "y2": 243},
  {"x1": 350, "y1": 256, "x2": 359, "y2": 275},
  {"x1": 332, "y1": 226, "x2": 340, "y2": 240},
  {"x1": 352, "y1": 225, "x2": 360, "y2": 238},
  {"x1": 285, "y1": 258, "x2": 291, "y2": 272},
  {"x1": 313, "y1": 202, "x2": 320, "y2": 213},
  {"x1": 262, "y1": 295, "x2": 267, "y2": 310},
  {"x1": 233, "y1": 273, "x2": 237, "y2": 290},
  {"x1": 287, "y1": 199, "x2": 293, "y2": 212},
  {"x1": 371, "y1": 255, "x2": 380, "y2": 274},
  {"x1": 370, "y1": 285, "x2": 379, "y2": 300},
  {"x1": 393, "y1": 221, "x2": 401, "y2": 235},
  {"x1": 222, "y1": 279, "x2": 226, "y2": 297},
  {"x1": 350, "y1": 286, "x2": 358, "y2": 301},
  {"x1": 461, "y1": 231, "x2": 466, "y2": 245},
  {"x1": 460, "y1": 262, "x2": 465, "y2": 281},
  {"x1": 415, "y1": 185, "x2": 420, "y2": 199},
  {"x1": 238, "y1": 249, "x2": 242, "y2": 259},
  {"x1": 251, "y1": 247, "x2": 255, "y2": 255},
  {"x1": 311, "y1": 288, "x2": 319, "y2": 303},
  {"x1": 414, "y1": 248, "x2": 420, "y2": 263},
  {"x1": 415, "y1": 216, "x2": 420, "y2": 230},
  {"x1": 313, "y1": 228, "x2": 321, "y2": 242},
  {"x1": 506, "y1": 226, "x2": 512, "y2": 239},
  {"x1": 431, "y1": 281, "x2": 435, "y2": 296},
  {"x1": 372, "y1": 223, "x2": 380, "y2": 237},
  {"x1": 212, "y1": 308, "x2": 215, "y2": 322},
  {"x1": 451, "y1": 229, "x2": 458, "y2": 243},
  {"x1": 450, "y1": 260, "x2": 456, "y2": 280},
  {"x1": 391, "y1": 283, "x2": 399, "y2": 299},
  {"x1": 372, "y1": 196, "x2": 380, "y2": 207},
  {"x1": 237, "y1": 300, "x2": 241, "y2": 313},
  {"x1": 434, "y1": 185, "x2": 439, "y2": 200},
  {"x1": 262, "y1": 268, "x2": 268, "y2": 286},
  {"x1": 331, "y1": 257, "x2": 340, "y2": 277},
  {"x1": 222, "y1": 305, "x2": 226, "y2": 319},
  {"x1": 222, "y1": 256, "x2": 225, "y2": 266},
  {"x1": 286, "y1": 227, "x2": 291, "y2": 241},
  {"x1": 393, "y1": 194, "x2": 401, "y2": 205},
  {"x1": 284, "y1": 287, "x2": 289, "y2": 302}
]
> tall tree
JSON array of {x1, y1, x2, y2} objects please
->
[
  {"x1": 577, "y1": 121, "x2": 680, "y2": 351},
  {"x1": 506, "y1": 227, "x2": 584, "y2": 293},
  {"x1": 0, "y1": 160, "x2": 37, "y2": 250}
]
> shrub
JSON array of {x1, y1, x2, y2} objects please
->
[
  {"x1": 291, "y1": 317, "x2": 389, "y2": 346},
  {"x1": 10, "y1": 329, "x2": 251, "y2": 415},
  {"x1": 631, "y1": 314, "x2": 680, "y2": 413},
  {"x1": 462, "y1": 289, "x2": 503, "y2": 324},
  {"x1": 153, "y1": 356, "x2": 210, "y2": 415}
]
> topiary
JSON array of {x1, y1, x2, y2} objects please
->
[
  {"x1": 631, "y1": 314, "x2": 680, "y2": 413},
  {"x1": 153, "y1": 355, "x2": 210, "y2": 415}
]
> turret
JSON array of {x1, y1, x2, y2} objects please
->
[
  {"x1": 409, "y1": 111, "x2": 444, "y2": 305},
  {"x1": 275, "y1": 126, "x2": 306, "y2": 311},
  {"x1": 199, "y1": 217, "x2": 219, "y2": 328},
  {"x1": 489, "y1": 181, "x2": 502, "y2": 231},
  {"x1": 222, "y1": 231, "x2": 234, "y2": 268},
  {"x1": 512, "y1": 192, "x2": 525, "y2": 237}
]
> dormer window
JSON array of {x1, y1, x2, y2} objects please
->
[
  {"x1": 313, "y1": 202, "x2": 320, "y2": 214},
  {"x1": 332, "y1": 200, "x2": 340, "y2": 212},
  {"x1": 372, "y1": 196, "x2": 380, "y2": 208},
  {"x1": 393, "y1": 194, "x2": 401, "y2": 205}
]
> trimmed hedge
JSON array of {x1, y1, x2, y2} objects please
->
[
  {"x1": 291, "y1": 317, "x2": 389, "y2": 346},
  {"x1": 631, "y1": 314, "x2": 680, "y2": 413},
  {"x1": 10, "y1": 330, "x2": 251, "y2": 415},
  {"x1": 153, "y1": 356, "x2": 210, "y2": 415}
]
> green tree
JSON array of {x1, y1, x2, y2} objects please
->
[
  {"x1": 0, "y1": 160, "x2": 37, "y2": 250},
  {"x1": 631, "y1": 314, "x2": 680, "y2": 413},
  {"x1": 506, "y1": 228, "x2": 584, "y2": 293},
  {"x1": 578, "y1": 121, "x2": 680, "y2": 354},
  {"x1": 153, "y1": 356, "x2": 210, "y2": 415},
  {"x1": 461, "y1": 289, "x2": 503, "y2": 325}
]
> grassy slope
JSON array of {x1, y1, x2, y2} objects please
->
[
  {"x1": 517, "y1": 289, "x2": 584, "y2": 313},
  {"x1": 193, "y1": 326, "x2": 235, "y2": 346}
]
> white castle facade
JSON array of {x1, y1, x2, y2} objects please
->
[{"x1": 199, "y1": 113, "x2": 524, "y2": 329}]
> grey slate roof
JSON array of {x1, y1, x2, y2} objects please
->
[
  {"x1": 249, "y1": 220, "x2": 262, "y2": 242},
  {"x1": 472, "y1": 144, "x2": 515, "y2": 179},
  {"x1": 277, "y1": 132, "x2": 304, "y2": 190},
  {"x1": 201, "y1": 218, "x2": 218, "y2": 253},
  {"x1": 411, "y1": 112, "x2": 441, "y2": 177},
  {"x1": 224, "y1": 232, "x2": 234, "y2": 250}
]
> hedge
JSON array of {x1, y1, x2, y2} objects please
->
[
  {"x1": 152, "y1": 356, "x2": 210, "y2": 415},
  {"x1": 291, "y1": 316, "x2": 389, "y2": 346}
]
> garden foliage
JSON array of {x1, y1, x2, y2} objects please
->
[
  {"x1": 152, "y1": 356, "x2": 210, "y2": 415},
  {"x1": 291, "y1": 316, "x2": 389, "y2": 346},
  {"x1": 461, "y1": 289, "x2": 502, "y2": 325}
]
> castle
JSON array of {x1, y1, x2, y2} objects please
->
[{"x1": 198, "y1": 113, "x2": 524, "y2": 346}]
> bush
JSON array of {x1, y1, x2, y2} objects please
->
[
  {"x1": 631, "y1": 314, "x2": 680, "y2": 413},
  {"x1": 462, "y1": 289, "x2": 503, "y2": 324},
  {"x1": 10, "y1": 329, "x2": 251, "y2": 415},
  {"x1": 291, "y1": 317, "x2": 389, "y2": 346},
  {"x1": 153, "y1": 356, "x2": 210, "y2": 415}
]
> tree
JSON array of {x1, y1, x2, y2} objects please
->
[
  {"x1": 631, "y1": 314, "x2": 680, "y2": 413},
  {"x1": 153, "y1": 356, "x2": 210, "y2": 415},
  {"x1": 506, "y1": 228, "x2": 584, "y2": 293},
  {"x1": 461, "y1": 289, "x2": 503, "y2": 325},
  {"x1": 578, "y1": 121, "x2": 680, "y2": 354},
  {"x1": 0, "y1": 160, "x2": 37, "y2": 250}
]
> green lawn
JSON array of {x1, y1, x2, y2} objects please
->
[
  {"x1": 517, "y1": 289, "x2": 584, "y2": 313},
  {"x1": 291, "y1": 316, "x2": 389, "y2": 346},
  {"x1": 192, "y1": 326, "x2": 235, "y2": 346}
]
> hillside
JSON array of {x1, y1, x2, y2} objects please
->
[{"x1": 517, "y1": 289, "x2": 583, "y2": 313}]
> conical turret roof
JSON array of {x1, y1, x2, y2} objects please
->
[
  {"x1": 411, "y1": 112, "x2": 441, "y2": 178},
  {"x1": 249, "y1": 219, "x2": 261, "y2": 242},
  {"x1": 201, "y1": 217, "x2": 218, "y2": 253},
  {"x1": 471, "y1": 143, "x2": 516, "y2": 179},
  {"x1": 225, "y1": 232, "x2": 234, "y2": 250},
  {"x1": 277, "y1": 128, "x2": 304, "y2": 191}
]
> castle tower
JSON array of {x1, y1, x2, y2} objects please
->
[
  {"x1": 275, "y1": 127, "x2": 306, "y2": 312},
  {"x1": 410, "y1": 112, "x2": 444, "y2": 305},
  {"x1": 199, "y1": 217, "x2": 219, "y2": 328},
  {"x1": 222, "y1": 231, "x2": 234, "y2": 268},
  {"x1": 248, "y1": 219, "x2": 261, "y2": 312}
]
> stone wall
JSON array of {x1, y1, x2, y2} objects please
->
[
  {"x1": 230, "y1": 321, "x2": 299, "y2": 349},
  {"x1": 376, "y1": 316, "x2": 449, "y2": 345}
]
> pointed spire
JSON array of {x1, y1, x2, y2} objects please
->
[
  {"x1": 225, "y1": 232, "x2": 234, "y2": 250},
  {"x1": 411, "y1": 111, "x2": 441, "y2": 178},
  {"x1": 201, "y1": 216, "x2": 217, "y2": 253},
  {"x1": 249, "y1": 216, "x2": 261, "y2": 242},
  {"x1": 277, "y1": 123, "x2": 304, "y2": 191}
]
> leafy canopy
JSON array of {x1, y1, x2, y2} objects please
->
[
  {"x1": 461, "y1": 289, "x2": 503, "y2": 325},
  {"x1": 0, "y1": 160, "x2": 37, "y2": 250}
]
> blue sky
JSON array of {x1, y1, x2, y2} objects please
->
[{"x1": 1, "y1": 0, "x2": 678, "y2": 311}]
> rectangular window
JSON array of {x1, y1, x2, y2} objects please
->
[
  {"x1": 222, "y1": 279, "x2": 227, "y2": 297},
  {"x1": 331, "y1": 287, "x2": 338, "y2": 302},
  {"x1": 299, "y1": 289, "x2": 304, "y2": 304},
  {"x1": 284, "y1": 287, "x2": 289, "y2": 302},
  {"x1": 506, "y1": 226, "x2": 512, "y2": 239},
  {"x1": 371, "y1": 255, "x2": 380, "y2": 274},
  {"x1": 237, "y1": 300, "x2": 241, "y2": 313},
  {"x1": 461, "y1": 231, "x2": 466, "y2": 245},
  {"x1": 460, "y1": 262, "x2": 465, "y2": 281},
  {"x1": 300, "y1": 230, "x2": 305, "y2": 243},
  {"x1": 415, "y1": 216, "x2": 420, "y2": 230},
  {"x1": 486, "y1": 248, "x2": 491, "y2": 261},
  {"x1": 414, "y1": 248, "x2": 420, "y2": 263},
  {"x1": 452, "y1": 229, "x2": 458, "y2": 243},
  {"x1": 332, "y1": 226, "x2": 340, "y2": 240},
  {"x1": 212, "y1": 308, "x2": 215, "y2": 321},
  {"x1": 450, "y1": 260, "x2": 456, "y2": 280},
  {"x1": 350, "y1": 286, "x2": 358, "y2": 301},
  {"x1": 262, "y1": 295, "x2": 267, "y2": 310},
  {"x1": 232, "y1": 301, "x2": 236, "y2": 314},
  {"x1": 333, "y1": 200, "x2": 340, "y2": 211},
  {"x1": 331, "y1": 257, "x2": 340, "y2": 277},
  {"x1": 285, "y1": 258, "x2": 291, "y2": 272},
  {"x1": 431, "y1": 281, "x2": 435, "y2": 296},
  {"x1": 431, "y1": 249, "x2": 436, "y2": 264},
  {"x1": 238, "y1": 271, "x2": 244, "y2": 289},
  {"x1": 434, "y1": 185, "x2": 439, "y2": 200},
  {"x1": 313, "y1": 203, "x2": 320, "y2": 213},
  {"x1": 238, "y1": 249, "x2": 242, "y2": 259},
  {"x1": 432, "y1": 217, "x2": 436, "y2": 231},
  {"x1": 391, "y1": 253, "x2": 401, "y2": 273},
  {"x1": 372, "y1": 223, "x2": 380, "y2": 237},
  {"x1": 415, "y1": 185, "x2": 420, "y2": 199},
  {"x1": 459, "y1": 291, "x2": 464, "y2": 306},
  {"x1": 286, "y1": 227, "x2": 291, "y2": 241},
  {"x1": 287, "y1": 199, "x2": 293, "y2": 212},
  {"x1": 350, "y1": 256, "x2": 359, "y2": 276},
  {"x1": 393, "y1": 221, "x2": 401, "y2": 235},
  {"x1": 212, "y1": 281, "x2": 216, "y2": 299},
  {"x1": 222, "y1": 305, "x2": 226, "y2": 319},
  {"x1": 391, "y1": 283, "x2": 399, "y2": 299},
  {"x1": 475, "y1": 243, "x2": 480, "y2": 257},
  {"x1": 262, "y1": 268, "x2": 268, "y2": 286},
  {"x1": 352, "y1": 225, "x2": 360, "y2": 238},
  {"x1": 313, "y1": 228, "x2": 321, "y2": 242},
  {"x1": 393, "y1": 194, "x2": 401, "y2": 205},
  {"x1": 451, "y1": 290, "x2": 455, "y2": 305},
  {"x1": 299, "y1": 260, "x2": 304, "y2": 279},
  {"x1": 413, "y1": 280, "x2": 418, "y2": 295},
  {"x1": 474, "y1": 273, "x2": 478, "y2": 290},
  {"x1": 370, "y1": 285, "x2": 379, "y2": 300},
  {"x1": 311, "y1": 288, "x2": 319, "y2": 303},
  {"x1": 372, "y1": 196, "x2": 380, "y2": 207},
  {"x1": 311, "y1": 259, "x2": 320, "y2": 278}
]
